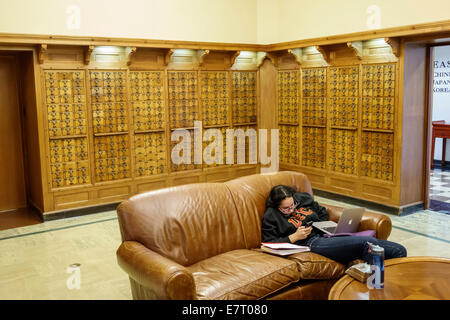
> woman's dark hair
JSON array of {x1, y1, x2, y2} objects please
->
[{"x1": 266, "y1": 185, "x2": 296, "y2": 209}]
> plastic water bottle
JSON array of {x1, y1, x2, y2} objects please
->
[{"x1": 368, "y1": 244, "x2": 385, "y2": 289}]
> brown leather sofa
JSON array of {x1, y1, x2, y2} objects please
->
[{"x1": 116, "y1": 171, "x2": 392, "y2": 300}]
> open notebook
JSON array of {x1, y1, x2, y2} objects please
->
[{"x1": 261, "y1": 242, "x2": 310, "y2": 256}]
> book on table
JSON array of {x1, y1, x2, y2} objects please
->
[{"x1": 260, "y1": 242, "x2": 310, "y2": 256}]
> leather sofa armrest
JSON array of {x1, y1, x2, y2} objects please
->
[
  {"x1": 320, "y1": 204, "x2": 392, "y2": 240},
  {"x1": 116, "y1": 240, "x2": 197, "y2": 300}
]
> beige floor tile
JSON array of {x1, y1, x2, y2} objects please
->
[
  {"x1": 0, "y1": 218, "x2": 131, "y2": 300},
  {"x1": 388, "y1": 227, "x2": 420, "y2": 243},
  {"x1": 397, "y1": 236, "x2": 450, "y2": 259}
]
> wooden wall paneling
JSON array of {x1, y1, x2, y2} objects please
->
[
  {"x1": 259, "y1": 59, "x2": 277, "y2": 172},
  {"x1": 33, "y1": 49, "x2": 52, "y2": 212},
  {"x1": 126, "y1": 69, "x2": 137, "y2": 195},
  {"x1": 301, "y1": 46, "x2": 329, "y2": 68},
  {"x1": 256, "y1": 68, "x2": 261, "y2": 173},
  {"x1": 297, "y1": 67, "x2": 302, "y2": 168},
  {"x1": 268, "y1": 50, "x2": 300, "y2": 70},
  {"x1": 399, "y1": 43, "x2": 427, "y2": 206},
  {"x1": 84, "y1": 68, "x2": 96, "y2": 198},
  {"x1": 39, "y1": 45, "x2": 85, "y2": 69},
  {"x1": 39, "y1": 68, "x2": 53, "y2": 210},
  {"x1": 167, "y1": 49, "x2": 199, "y2": 70},
  {"x1": 232, "y1": 51, "x2": 263, "y2": 71},
  {"x1": 423, "y1": 46, "x2": 434, "y2": 209},
  {"x1": 362, "y1": 39, "x2": 399, "y2": 64},
  {"x1": 128, "y1": 48, "x2": 168, "y2": 70},
  {"x1": 163, "y1": 68, "x2": 171, "y2": 181},
  {"x1": 89, "y1": 46, "x2": 130, "y2": 69},
  {"x1": 357, "y1": 63, "x2": 363, "y2": 179},
  {"x1": 2, "y1": 28, "x2": 441, "y2": 214},
  {"x1": 19, "y1": 51, "x2": 45, "y2": 213},
  {"x1": 392, "y1": 56, "x2": 402, "y2": 205},
  {"x1": 198, "y1": 50, "x2": 240, "y2": 70}
]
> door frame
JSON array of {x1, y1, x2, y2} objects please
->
[
  {"x1": 424, "y1": 42, "x2": 450, "y2": 210},
  {"x1": 0, "y1": 48, "x2": 35, "y2": 212}
]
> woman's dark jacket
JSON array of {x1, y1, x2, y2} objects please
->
[{"x1": 261, "y1": 192, "x2": 328, "y2": 246}]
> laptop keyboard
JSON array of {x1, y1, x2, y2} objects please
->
[{"x1": 323, "y1": 226, "x2": 336, "y2": 233}]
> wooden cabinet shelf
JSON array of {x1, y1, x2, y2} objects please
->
[
  {"x1": 362, "y1": 128, "x2": 394, "y2": 133},
  {"x1": 49, "y1": 134, "x2": 87, "y2": 140},
  {"x1": 233, "y1": 122, "x2": 257, "y2": 127},
  {"x1": 302, "y1": 124, "x2": 327, "y2": 128},
  {"x1": 94, "y1": 132, "x2": 129, "y2": 137}
]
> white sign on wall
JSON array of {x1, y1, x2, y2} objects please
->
[{"x1": 432, "y1": 45, "x2": 450, "y2": 162}]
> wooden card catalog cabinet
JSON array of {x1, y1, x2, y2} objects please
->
[
  {"x1": 44, "y1": 71, "x2": 91, "y2": 189},
  {"x1": 277, "y1": 55, "x2": 399, "y2": 206},
  {"x1": 37, "y1": 47, "x2": 260, "y2": 214},
  {"x1": 168, "y1": 71, "x2": 200, "y2": 172},
  {"x1": 278, "y1": 70, "x2": 300, "y2": 165},
  {"x1": 231, "y1": 71, "x2": 257, "y2": 125},
  {"x1": 168, "y1": 71, "x2": 198, "y2": 129},
  {"x1": 200, "y1": 71, "x2": 229, "y2": 127},
  {"x1": 231, "y1": 71, "x2": 258, "y2": 166},
  {"x1": 130, "y1": 71, "x2": 167, "y2": 177},
  {"x1": 301, "y1": 68, "x2": 327, "y2": 169},
  {"x1": 90, "y1": 70, "x2": 131, "y2": 183},
  {"x1": 327, "y1": 66, "x2": 359, "y2": 176},
  {"x1": 361, "y1": 63, "x2": 396, "y2": 182}
]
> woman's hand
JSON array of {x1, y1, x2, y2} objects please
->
[{"x1": 289, "y1": 226, "x2": 312, "y2": 243}]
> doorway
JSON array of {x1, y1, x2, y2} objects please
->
[
  {"x1": 428, "y1": 45, "x2": 450, "y2": 213},
  {"x1": 0, "y1": 52, "x2": 41, "y2": 230}
]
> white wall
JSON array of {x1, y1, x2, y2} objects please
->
[
  {"x1": 0, "y1": 0, "x2": 258, "y2": 44},
  {"x1": 257, "y1": 0, "x2": 450, "y2": 44},
  {"x1": 432, "y1": 45, "x2": 450, "y2": 162},
  {"x1": 1, "y1": 0, "x2": 449, "y2": 45}
]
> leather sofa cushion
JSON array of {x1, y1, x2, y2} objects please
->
[
  {"x1": 117, "y1": 183, "x2": 246, "y2": 266},
  {"x1": 287, "y1": 252, "x2": 346, "y2": 280},
  {"x1": 187, "y1": 249, "x2": 300, "y2": 300},
  {"x1": 225, "y1": 171, "x2": 313, "y2": 249}
]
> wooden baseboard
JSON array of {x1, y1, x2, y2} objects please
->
[{"x1": 313, "y1": 189, "x2": 423, "y2": 216}]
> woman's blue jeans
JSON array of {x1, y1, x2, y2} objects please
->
[{"x1": 306, "y1": 235, "x2": 407, "y2": 265}]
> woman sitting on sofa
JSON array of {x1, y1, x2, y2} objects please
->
[{"x1": 261, "y1": 185, "x2": 407, "y2": 264}]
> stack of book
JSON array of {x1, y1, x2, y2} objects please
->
[
  {"x1": 345, "y1": 263, "x2": 371, "y2": 282},
  {"x1": 260, "y1": 242, "x2": 310, "y2": 256}
]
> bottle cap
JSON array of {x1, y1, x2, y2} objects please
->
[{"x1": 371, "y1": 244, "x2": 384, "y2": 254}]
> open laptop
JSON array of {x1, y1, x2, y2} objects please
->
[{"x1": 312, "y1": 207, "x2": 365, "y2": 235}]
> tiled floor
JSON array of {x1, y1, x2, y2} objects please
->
[
  {"x1": 0, "y1": 195, "x2": 448, "y2": 300},
  {"x1": 429, "y1": 167, "x2": 450, "y2": 213}
]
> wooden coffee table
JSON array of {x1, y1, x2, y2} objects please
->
[{"x1": 329, "y1": 257, "x2": 450, "y2": 300}]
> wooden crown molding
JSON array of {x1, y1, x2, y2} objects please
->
[
  {"x1": 84, "y1": 45, "x2": 94, "y2": 65},
  {"x1": 265, "y1": 19, "x2": 450, "y2": 51},
  {"x1": 38, "y1": 44, "x2": 47, "y2": 64},
  {"x1": 315, "y1": 45, "x2": 331, "y2": 64},
  {"x1": 347, "y1": 41, "x2": 363, "y2": 60},
  {"x1": 1, "y1": 19, "x2": 449, "y2": 55}
]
